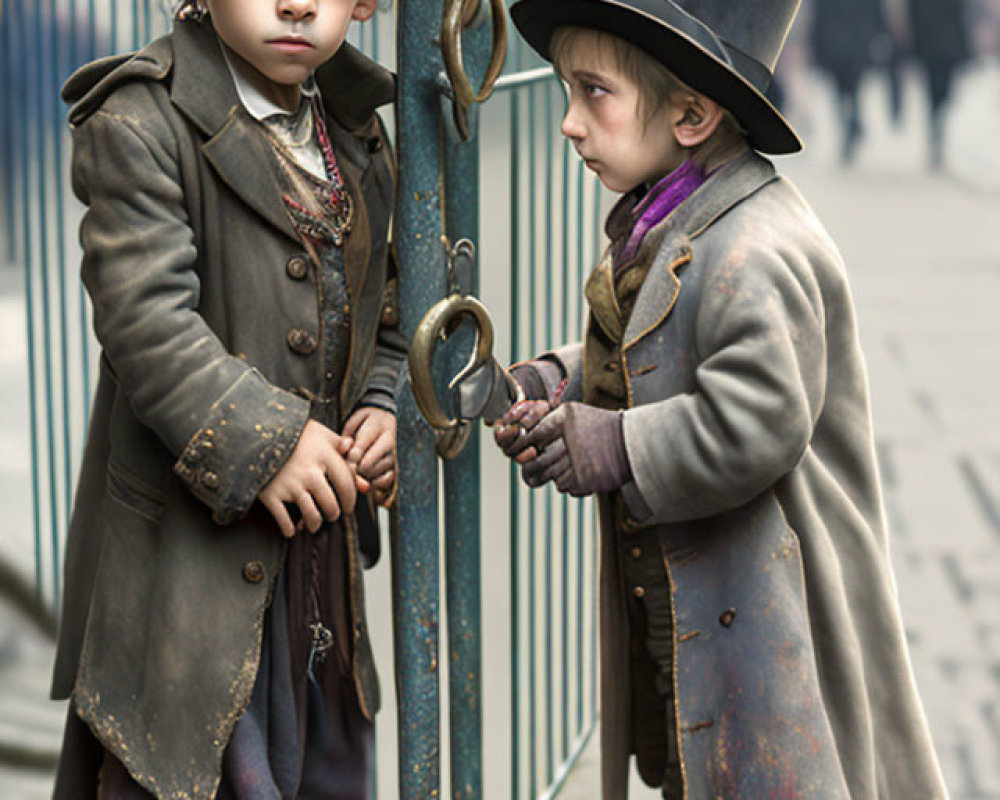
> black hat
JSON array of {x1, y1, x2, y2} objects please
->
[{"x1": 509, "y1": 0, "x2": 802, "y2": 154}]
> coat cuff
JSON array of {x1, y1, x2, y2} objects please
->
[
  {"x1": 173, "y1": 369, "x2": 310, "y2": 525},
  {"x1": 357, "y1": 388, "x2": 396, "y2": 415}
]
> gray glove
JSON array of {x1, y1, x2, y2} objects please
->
[
  {"x1": 454, "y1": 356, "x2": 567, "y2": 425},
  {"x1": 519, "y1": 402, "x2": 632, "y2": 497},
  {"x1": 452, "y1": 357, "x2": 523, "y2": 425}
]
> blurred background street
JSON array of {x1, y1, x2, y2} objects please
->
[{"x1": 2, "y1": 0, "x2": 999, "y2": 797}]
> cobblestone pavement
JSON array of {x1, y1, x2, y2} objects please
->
[{"x1": 1, "y1": 61, "x2": 998, "y2": 798}]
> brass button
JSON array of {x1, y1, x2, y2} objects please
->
[
  {"x1": 286, "y1": 328, "x2": 318, "y2": 355},
  {"x1": 719, "y1": 608, "x2": 736, "y2": 627},
  {"x1": 632, "y1": 586, "x2": 645, "y2": 599},
  {"x1": 286, "y1": 255, "x2": 309, "y2": 280},
  {"x1": 242, "y1": 561, "x2": 266, "y2": 584},
  {"x1": 201, "y1": 470, "x2": 219, "y2": 489},
  {"x1": 630, "y1": 547, "x2": 642, "y2": 559},
  {"x1": 183, "y1": 446, "x2": 203, "y2": 465}
]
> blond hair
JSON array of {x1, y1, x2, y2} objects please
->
[{"x1": 550, "y1": 26, "x2": 746, "y2": 166}]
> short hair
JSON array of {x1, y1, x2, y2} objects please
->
[{"x1": 550, "y1": 25, "x2": 747, "y2": 166}]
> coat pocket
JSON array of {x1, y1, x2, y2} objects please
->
[{"x1": 106, "y1": 459, "x2": 165, "y2": 524}]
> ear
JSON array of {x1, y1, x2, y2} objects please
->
[
  {"x1": 673, "y1": 94, "x2": 724, "y2": 148},
  {"x1": 352, "y1": 0, "x2": 378, "y2": 22}
]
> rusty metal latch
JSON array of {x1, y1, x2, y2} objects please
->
[{"x1": 408, "y1": 238, "x2": 499, "y2": 459}]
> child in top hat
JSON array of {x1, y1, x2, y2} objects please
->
[
  {"x1": 50, "y1": 1, "x2": 404, "y2": 797},
  {"x1": 493, "y1": 0, "x2": 949, "y2": 796}
]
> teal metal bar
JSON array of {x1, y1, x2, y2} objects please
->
[
  {"x1": 110, "y1": 0, "x2": 118, "y2": 55},
  {"x1": 559, "y1": 126, "x2": 570, "y2": 763},
  {"x1": 575, "y1": 158, "x2": 586, "y2": 737},
  {"x1": 441, "y1": 10, "x2": 492, "y2": 797},
  {"x1": 508, "y1": 80, "x2": 522, "y2": 800},
  {"x1": 52, "y1": 0, "x2": 74, "y2": 537},
  {"x1": 79, "y1": 0, "x2": 96, "y2": 421},
  {"x1": 393, "y1": 0, "x2": 445, "y2": 796},
  {"x1": 543, "y1": 75, "x2": 555, "y2": 786},
  {"x1": 13, "y1": 0, "x2": 46, "y2": 603},
  {"x1": 2, "y1": 1, "x2": 15, "y2": 260},
  {"x1": 526, "y1": 79, "x2": 538, "y2": 798},
  {"x1": 35, "y1": 0, "x2": 62, "y2": 604}
]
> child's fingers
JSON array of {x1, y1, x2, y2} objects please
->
[
  {"x1": 338, "y1": 435, "x2": 354, "y2": 456},
  {"x1": 356, "y1": 474, "x2": 371, "y2": 493},
  {"x1": 514, "y1": 445, "x2": 538, "y2": 464},
  {"x1": 370, "y1": 469, "x2": 395, "y2": 490},
  {"x1": 499, "y1": 426, "x2": 534, "y2": 459},
  {"x1": 347, "y1": 422, "x2": 380, "y2": 465},
  {"x1": 358, "y1": 435, "x2": 394, "y2": 476},
  {"x1": 306, "y1": 473, "x2": 342, "y2": 528},
  {"x1": 498, "y1": 401, "x2": 535, "y2": 427},
  {"x1": 294, "y1": 489, "x2": 324, "y2": 534},
  {"x1": 324, "y1": 454, "x2": 358, "y2": 516},
  {"x1": 260, "y1": 494, "x2": 296, "y2": 539},
  {"x1": 516, "y1": 401, "x2": 551, "y2": 431}
]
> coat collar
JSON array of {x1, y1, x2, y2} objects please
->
[
  {"x1": 169, "y1": 19, "x2": 394, "y2": 142},
  {"x1": 65, "y1": 19, "x2": 395, "y2": 246},
  {"x1": 622, "y1": 149, "x2": 778, "y2": 350}
]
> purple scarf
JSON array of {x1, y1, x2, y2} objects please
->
[{"x1": 617, "y1": 159, "x2": 706, "y2": 269}]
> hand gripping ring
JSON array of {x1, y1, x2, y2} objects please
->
[{"x1": 408, "y1": 293, "x2": 495, "y2": 456}]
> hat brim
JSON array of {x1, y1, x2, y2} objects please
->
[{"x1": 510, "y1": 0, "x2": 802, "y2": 155}]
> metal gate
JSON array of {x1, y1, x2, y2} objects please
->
[{"x1": 0, "y1": 1, "x2": 607, "y2": 797}]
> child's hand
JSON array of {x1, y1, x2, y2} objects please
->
[
  {"x1": 493, "y1": 400, "x2": 552, "y2": 463},
  {"x1": 342, "y1": 406, "x2": 397, "y2": 506},
  {"x1": 258, "y1": 419, "x2": 358, "y2": 538}
]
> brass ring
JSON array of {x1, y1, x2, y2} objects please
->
[
  {"x1": 441, "y1": 0, "x2": 507, "y2": 108},
  {"x1": 408, "y1": 293, "x2": 495, "y2": 433}
]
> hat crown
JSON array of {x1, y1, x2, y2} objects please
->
[
  {"x1": 674, "y1": 0, "x2": 801, "y2": 71},
  {"x1": 509, "y1": 0, "x2": 805, "y2": 153}
]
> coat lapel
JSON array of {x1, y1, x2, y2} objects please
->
[
  {"x1": 622, "y1": 150, "x2": 778, "y2": 350},
  {"x1": 202, "y1": 114, "x2": 301, "y2": 243},
  {"x1": 326, "y1": 117, "x2": 373, "y2": 302},
  {"x1": 170, "y1": 20, "x2": 300, "y2": 243}
]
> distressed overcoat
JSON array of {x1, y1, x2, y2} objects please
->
[
  {"x1": 50, "y1": 19, "x2": 403, "y2": 799},
  {"x1": 555, "y1": 151, "x2": 949, "y2": 799}
]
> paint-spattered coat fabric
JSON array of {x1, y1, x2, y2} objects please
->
[
  {"x1": 50, "y1": 20, "x2": 402, "y2": 800},
  {"x1": 555, "y1": 151, "x2": 948, "y2": 798}
]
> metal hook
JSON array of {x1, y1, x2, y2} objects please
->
[
  {"x1": 440, "y1": 0, "x2": 508, "y2": 141},
  {"x1": 408, "y1": 292, "x2": 494, "y2": 436}
]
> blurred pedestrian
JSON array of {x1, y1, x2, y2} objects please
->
[
  {"x1": 906, "y1": 0, "x2": 971, "y2": 167},
  {"x1": 810, "y1": 0, "x2": 896, "y2": 162}
]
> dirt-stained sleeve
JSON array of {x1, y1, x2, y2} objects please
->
[
  {"x1": 73, "y1": 106, "x2": 309, "y2": 523},
  {"x1": 622, "y1": 240, "x2": 827, "y2": 524}
]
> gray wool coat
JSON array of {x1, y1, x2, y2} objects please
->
[
  {"x1": 50, "y1": 19, "x2": 403, "y2": 800},
  {"x1": 552, "y1": 150, "x2": 948, "y2": 799}
]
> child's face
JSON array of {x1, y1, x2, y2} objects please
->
[
  {"x1": 558, "y1": 30, "x2": 685, "y2": 193},
  {"x1": 207, "y1": 0, "x2": 376, "y2": 99}
]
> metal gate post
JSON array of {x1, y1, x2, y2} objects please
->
[
  {"x1": 394, "y1": 0, "x2": 500, "y2": 797},
  {"x1": 441, "y1": 20, "x2": 491, "y2": 794},
  {"x1": 393, "y1": 0, "x2": 447, "y2": 794}
]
